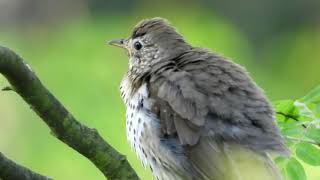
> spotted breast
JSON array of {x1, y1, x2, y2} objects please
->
[{"x1": 120, "y1": 75, "x2": 194, "y2": 180}]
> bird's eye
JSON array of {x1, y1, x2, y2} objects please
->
[{"x1": 134, "y1": 41, "x2": 142, "y2": 50}]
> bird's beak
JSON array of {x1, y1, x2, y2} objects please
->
[{"x1": 108, "y1": 38, "x2": 127, "y2": 49}]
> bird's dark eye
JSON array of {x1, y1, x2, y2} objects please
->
[{"x1": 134, "y1": 41, "x2": 142, "y2": 50}]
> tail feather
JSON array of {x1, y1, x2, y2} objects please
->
[{"x1": 188, "y1": 138, "x2": 282, "y2": 180}]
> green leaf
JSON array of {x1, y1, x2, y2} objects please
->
[
  {"x1": 274, "y1": 100, "x2": 300, "y2": 122},
  {"x1": 315, "y1": 103, "x2": 320, "y2": 114},
  {"x1": 294, "y1": 101, "x2": 315, "y2": 120},
  {"x1": 286, "y1": 158, "x2": 306, "y2": 180},
  {"x1": 316, "y1": 104, "x2": 320, "y2": 113},
  {"x1": 274, "y1": 156, "x2": 287, "y2": 163},
  {"x1": 281, "y1": 124, "x2": 304, "y2": 136},
  {"x1": 305, "y1": 102, "x2": 320, "y2": 118},
  {"x1": 300, "y1": 85, "x2": 320, "y2": 104},
  {"x1": 274, "y1": 100, "x2": 295, "y2": 113},
  {"x1": 296, "y1": 143, "x2": 320, "y2": 166},
  {"x1": 305, "y1": 128, "x2": 320, "y2": 143},
  {"x1": 274, "y1": 156, "x2": 288, "y2": 168}
]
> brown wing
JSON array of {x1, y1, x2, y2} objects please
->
[{"x1": 148, "y1": 48, "x2": 288, "y2": 154}]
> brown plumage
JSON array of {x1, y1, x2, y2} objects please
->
[{"x1": 109, "y1": 17, "x2": 289, "y2": 180}]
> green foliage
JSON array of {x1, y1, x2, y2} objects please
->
[
  {"x1": 275, "y1": 85, "x2": 320, "y2": 180},
  {"x1": 296, "y1": 143, "x2": 320, "y2": 166},
  {"x1": 306, "y1": 128, "x2": 320, "y2": 143},
  {"x1": 286, "y1": 158, "x2": 307, "y2": 180}
]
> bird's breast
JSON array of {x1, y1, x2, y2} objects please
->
[
  {"x1": 120, "y1": 77, "x2": 160, "y2": 167},
  {"x1": 120, "y1": 77, "x2": 195, "y2": 180}
]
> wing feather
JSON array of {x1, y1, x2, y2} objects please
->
[{"x1": 147, "y1": 48, "x2": 288, "y2": 179}]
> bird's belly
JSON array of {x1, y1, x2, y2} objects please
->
[
  {"x1": 125, "y1": 106, "x2": 159, "y2": 169},
  {"x1": 121, "y1": 81, "x2": 190, "y2": 180},
  {"x1": 126, "y1": 107, "x2": 187, "y2": 180}
]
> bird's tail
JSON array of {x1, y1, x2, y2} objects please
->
[{"x1": 188, "y1": 138, "x2": 282, "y2": 180}]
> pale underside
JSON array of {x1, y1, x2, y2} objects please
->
[{"x1": 120, "y1": 77, "x2": 281, "y2": 180}]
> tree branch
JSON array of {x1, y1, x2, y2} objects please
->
[
  {"x1": 0, "y1": 46, "x2": 139, "y2": 180},
  {"x1": 276, "y1": 112, "x2": 300, "y2": 122},
  {"x1": 0, "y1": 152, "x2": 51, "y2": 180}
]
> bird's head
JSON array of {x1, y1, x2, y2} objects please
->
[{"x1": 109, "y1": 18, "x2": 191, "y2": 75}]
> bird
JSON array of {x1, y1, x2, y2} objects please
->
[{"x1": 109, "y1": 17, "x2": 289, "y2": 180}]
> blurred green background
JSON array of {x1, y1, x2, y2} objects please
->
[{"x1": 0, "y1": 0, "x2": 319, "y2": 179}]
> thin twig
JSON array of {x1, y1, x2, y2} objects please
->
[
  {"x1": 276, "y1": 111, "x2": 307, "y2": 128},
  {"x1": 285, "y1": 136, "x2": 320, "y2": 146},
  {"x1": 1, "y1": 86, "x2": 13, "y2": 91}
]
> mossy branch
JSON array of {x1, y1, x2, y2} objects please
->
[
  {"x1": 0, "y1": 152, "x2": 51, "y2": 180},
  {"x1": 0, "y1": 46, "x2": 139, "y2": 180}
]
